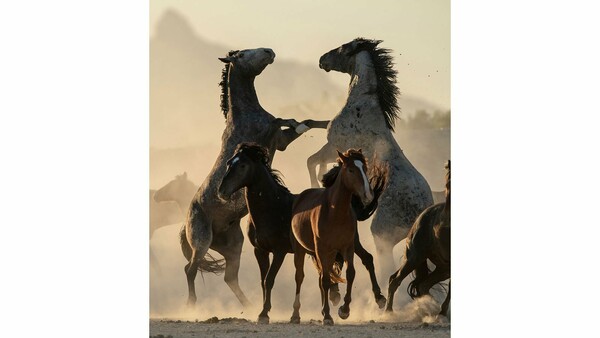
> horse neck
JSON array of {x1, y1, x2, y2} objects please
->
[
  {"x1": 347, "y1": 51, "x2": 378, "y2": 100},
  {"x1": 327, "y1": 171, "x2": 353, "y2": 216},
  {"x1": 245, "y1": 166, "x2": 281, "y2": 202},
  {"x1": 227, "y1": 70, "x2": 262, "y2": 121}
]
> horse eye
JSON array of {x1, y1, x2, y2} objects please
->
[{"x1": 238, "y1": 53, "x2": 244, "y2": 58}]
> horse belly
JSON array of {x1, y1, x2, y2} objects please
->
[{"x1": 291, "y1": 215, "x2": 316, "y2": 253}]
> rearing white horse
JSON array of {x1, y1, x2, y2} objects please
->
[{"x1": 308, "y1": 38, "x2": 433, "y2": 279}]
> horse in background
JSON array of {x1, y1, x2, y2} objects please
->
[
  {"x1": 149, "y1": 189, "x2": 182, "y2": 239},
  {"x1": 291, "y1": 149, "x2": 374, "y2": 326},
  {"x1": 309, "y1": 38, "x2": 433, "y2": 279},
  {"x1": 154, "y1": 172, "x2": 198, "y2": 213},
  {"x1": 218, "y1": 143, "x2": 387, "y2": 324},
  {"x1": 385, "y1": 160, "x2": 451, "y2": 317},
  {"x1": 181, "y1": 47, "x2": 329, "y2": 308}
]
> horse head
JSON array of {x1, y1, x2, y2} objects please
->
[
  {"x1": 337, "y1": 149, "x2": 374, "y2": 206},
  {"x1": 154, "y1": 172, "x2": 196, "y2": 203},
  {"x1": 319, "y1": 38, "x2": 382, "y2": 74},
  {"x1": 218, "y1": 143, "x2": 270, "y2": 200},
  {"x1": 219, "y1": 48, "x2": 275, "y2": 77}
]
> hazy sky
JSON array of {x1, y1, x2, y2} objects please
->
[{"x1": 150, "y1": 0, "x2": 450, "y2": 110}]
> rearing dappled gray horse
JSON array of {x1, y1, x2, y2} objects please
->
[
  {"x1": 181, "y1": 48, "x2": 329, "y2": 307},
  {"x1": 309, "y1": 38, "x2": 433, "y2": 279}
]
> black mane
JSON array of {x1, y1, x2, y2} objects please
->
[
  {"x1": 219, "y1": 50, "x2": 239, "y2": 118},
  {"x1": 233, "y1": 143, "x2": 290, "y2": 193},
  {"x1": 354, "y1": 38, "x2": 400, "y2": 131}
]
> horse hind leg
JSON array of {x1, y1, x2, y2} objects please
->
[
  {"x1": 354, "y1": 233, "x2": 386, "y2": 308},
  {"x1": 307, "y1": 142, "x2": 336, "y2": 188},
  {"x1": 181, "y1": 222, "x2": 212, "y2": 307},
  {"x1": 185, "y1": 246, "x2": 210, "y2": 307},
  {"x1": 213, "y1": 225, "x2": 251, "y2": 308}
]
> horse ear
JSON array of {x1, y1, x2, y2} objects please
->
[
  {"x1": 219, "y1": 56, "x2": 233, "y2": 63},
  {"x1": 337, "y1": 150, "x2": 350, "y2": 164},
  {"x1": 358, "y1": 148, "x2": 363, "y2": 153}
]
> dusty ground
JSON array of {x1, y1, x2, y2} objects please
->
[{"x1": 150, "y1": 317, "x2": 450, "y2": 338}]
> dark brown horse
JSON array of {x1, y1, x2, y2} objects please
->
[
  {"x1": 385, "y1": 160, "x2": 451, "y2": 317},
  {"x1": 290, "y1": 149, "x2": 374, "y2": 326},
  {"x1": 218, "y1": 143, "x2": 386, "y2": 324}
]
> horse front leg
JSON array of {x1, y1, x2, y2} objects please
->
[
  {"x1": 254, "y1": 248, "x2": 270, "y2": 323},
  {"x1": 290, "y1": 248, "x2": 306, "y2": 324},
  {"x1": 338, "y1": 246, "x2": 355, "y2": 320},
  {"x1": 307, "y1": 142, "x2": 336, "y2": 188},
  {"x1": 259, "y1": 251, "x2": 286, "y2": 324},
  {"x1": 274, "y1": 119, "x2": 329, "y2": 152},
  {"x1": 316, "y1": 248, "x2": 336, "y2": 326}
]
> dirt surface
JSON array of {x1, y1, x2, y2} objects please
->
[{"x1": 150, "y1": 317, "x2": 450, "y2": 338}]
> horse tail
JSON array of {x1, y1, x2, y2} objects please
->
[
  {"x1": 310, "y1": 254, "x2": 346, "y2": 284},
  {"x1": 179, "y1": 225, "x2": 226, "y2": 274},
  {"x1": 352, "y1": 163, "x2": 388, "y2": 221},
  {"x1": 407, "y1": 261, "x2": 430, "y2": 299}
]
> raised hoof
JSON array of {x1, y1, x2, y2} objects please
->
[
  {"x1": 323, "y1": 317, "x2": 334, "y2": 326},
  {"x1": 375, "y1": 295, "x2": 387, "y2": 309},
  {"x1": 290, "y1": 316, "x2": 300, "y2": 324},
  {"x1": 329, "y1": 291, "x2": 341, "y2": 306},
  {"x1": 257, "y1": 315, "x2": 269, "y2": 324},
  {"x1": 338, "y1": 307, "x2": 350, "y2": 320}
]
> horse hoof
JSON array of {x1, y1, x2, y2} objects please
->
[
  {"x1": 329, "y1": 291, "x2": 341, "y2": 306},
  {"x1": 376, "y1": 295, "x2": 387, "y2": 309},
  {"x1": 257, "y1": 316, "x2": 269, "y2": 324},
  {"x1": 186, "y1": 298, "x2": 197, "y2": 307},
  {"x1": 338, "y1": 307, "x2": 350, "y2": 320},
  {"x1": 323, "y1": 318, "x2": 334, "y2": 326},
  {"x1": 290, "y1": 316, "x2": 300, "y2": 324}
]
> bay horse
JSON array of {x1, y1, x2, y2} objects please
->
[
  {"x1": 385, "y1": 160, "x2": 450, "y2": 317},
  {"x1": 309, "y1": 38, "x2": 433, "y2": 278},
  {"x1": 291, "y1": 149, "x2": 374, "y2": 326},
  {"x1": 181, "y1": 48, "x2": 329, "y2": 308},
  {"x1": 218, "y1": 143, "x2": 387, "y2": 324}
]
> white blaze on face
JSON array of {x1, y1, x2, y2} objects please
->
[{"x1": 354, "y1": 160, "x2": 372, "y2": 201}]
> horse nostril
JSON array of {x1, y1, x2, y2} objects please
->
[{"x1": 264, "y1": 49, "x2": 272, "y2": 55}]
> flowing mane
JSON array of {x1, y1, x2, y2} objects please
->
[
  {"x1": 219, "y1": 50, "x2": 239, "y2": 118},
  {"x1": 233, "y1": 143, "x2": 290, "y2": 193},
  {"x1": 354, "y1": 38, "x2": 400, "y2": 131}
]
